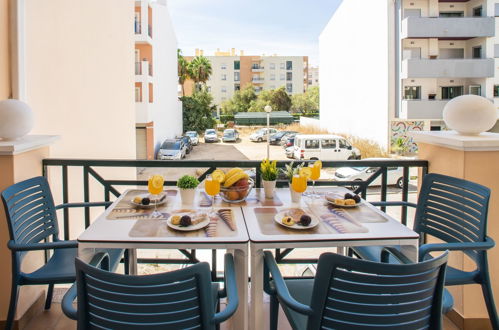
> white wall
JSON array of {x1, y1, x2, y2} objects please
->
[
  {"x1": 319, "y1": 0, "x2": 393, "y2": 148},
  {"x1": 152, "y1": 0, "x2": 182, "y2": 153}
]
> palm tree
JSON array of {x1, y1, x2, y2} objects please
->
[
  {"x1": 189, "y1": 56, "x2": 212, "y2": 90},
  {"x1": 177, "y1": 49, "x2": 191, "y2": 96}
]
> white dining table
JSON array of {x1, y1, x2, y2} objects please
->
[
  {"x1": 77, "y1": 188, "x2": 250, "y2": 330},
  {"x1": 243, "y1": 187, "x2": 420, "y2": 330}
]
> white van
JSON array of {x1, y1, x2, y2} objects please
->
[
  {"x1": 334, "y1": 158, "x2": 404, "y2": 188},
  {"x1": 292, "y1": 134, "x2": 361, "y2": 160}
]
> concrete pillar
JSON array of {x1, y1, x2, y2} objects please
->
[
  {"x1": 0, "y1": 135, "x2": 58, "y2": 328},
  {"x1": 411, "y1": 131, "x2": 499, "y2": 330}
]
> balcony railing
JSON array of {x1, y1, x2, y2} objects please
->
[
  {"x1": 401, "y1": 58, "x2": 494, "y2": 78},
  {"x1": 401, "y1": 16, "x2": 495, "y2": 38},
  {"x1": 135, "y1": 62, "x2": 141, "y2": 75},
  {"x1": 134, "y1": 21, "x2": 141, "y2": 34},
  {"x1": 400, "y1": 99, "x2": 448, "y2": 120},
  {"x1": 252, "y1": 77, "x2": 265, "y2": 83}
]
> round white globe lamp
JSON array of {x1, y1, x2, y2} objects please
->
[
  {"x1": 442, "y1": 95, "x2": 496, "y2": 135},
  {"x1": 0, "y1": 99, "x2": 34, "y2": 140}
]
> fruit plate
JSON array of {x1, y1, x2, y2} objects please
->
[
  {"x1": 326, "y1": 200, "x2": 363, "y2": 208},
  {"x1": 273, "y1": 210, "x2": 319, "y2": 230},
  {"x1": 219, "y1": 179, "x2": 254, "y2": 203},
  {"x1": 166, "y1": 212, "x2": 210, "y2": 232},
  {"x1": 130, "y1": 194, "x2": 167, "y2": 209}
]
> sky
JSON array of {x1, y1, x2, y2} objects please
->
[{"x1": 167, "y1": 0, "x2": 343, "y2": 66}]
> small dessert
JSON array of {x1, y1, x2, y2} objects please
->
[
  {"x1": 282, "y1": 216, "x2": 295, "y2": 226},
  {"x1": 345, "y1": 199, "x2": 356, "y2": 206},
  {"x1": 218, "y1": 209, "x2": 236, "y2": 231},
  {"x1": 133, "y1": 196, "x2": 143, "y2": 204},
  {"x1": 206, "y1": 214, "x2": 218, "y2": 237},
  {"x1": 353, "y1": 194, "x2": 361, "y2": 203},
  {"x1": 179, "y1": 215, "x2": 192, "y2": 227},
  {"x1": 141, "y1": 197, "x2": 151, "y2": 206},
  {"x1": 334, "y1": 199, "x2": 346, "y2": 206},
  {"x1": 171, "y1": 215, "x2": 181, "y2": 225},
  {"x1": 299, "y1": 214, "x2": 312, "y2": 226},
  {"x1": 287, "y1": 208, "x2": 305, "y2": 221}
]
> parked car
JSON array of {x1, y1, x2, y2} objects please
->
[
  {"x1": 157, "y1": 139, "x2": 186, "y2": 160},
  {"x1": 333, "y1": 158, "x2": 404, "y2": 188},
  {"x1": 179, "y1": 136, "x2": 193, "y2": 154},
  {"x1": 249, "y1": 128, "x2": 278, "y2": 142},
  {"x1": 285, "y1": 146, "x2": 295, "y2": 159},
  {"x1": 293, "y1": 134, "x2": 361, "y2": 160},
  {"x1": 222, "y1": 129, "x2": 239, "y2": 142},
  {"x1": 280, "y1": 132, "x2": 298, "y2": 147},
  {"x1": 283, "y1": 136, "x2": 296, "y2": 149},
  {"x1": 269, "y1": 131, "x2": 297, "y2": 145},
  {"x1": 185, "y1": 131, "x2": 199, "y2": 145},
  {"x1": 204, "y1": 129, "x2": 219, "y2": 143}
]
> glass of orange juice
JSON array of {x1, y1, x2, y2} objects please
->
[
  {"x1": 205, "y1": 175, "x2": 220, "y2": 214},
  {"x1": 291, "y1": 174, "x2": 307, "y2": 203},
  {"x1": 310, "y1": 160, "x2": 322, "y2": 199},
  {"x1": 148, "y1": 174, "x2": 164, "y2": 217}
]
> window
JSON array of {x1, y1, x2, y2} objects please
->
[
  {"x1": 270, "y1": 85, "x2": 275, "y2": 89},
  {"x1": 286, "y1": 72, "x2": 292, "y2": 81},
  {"x1": 221, "y1": 63, "x2": 227, "y2": 70},
  {"x1": 404, "y1": 86, "x2": 421, "y2": 99},
  {"x1": 494, "y1": 85, "x2": 499, "y2": 97},
  {"x1": 339, "y1": 139, "x2": 351, "y2": 149},
  {"x1": 270, "y1": 63, "x2": 275, "y2": 70},
  {"x1": 270, "y1": 74, "x2": 275, "y2": 81},
  {"x1": 472, "y1": 46, "x2": 482, "y2": 59},
  {"x1": 221, "y1": 86, "x2": 227, "y2": 93},
  {"x1": 441, "y1": 86, "x2": 464, "y2": 99},
  {"x1": 286, "y1": 83, "x2": 293, "y2": 93},
  {"x1": 439, "y1": 12, "x2": 464, "y2": 17},
  {"x1": 234, "y1": 61, "x2": 240, "y2": 70},
  {"x1": 473, "y1": 6, "x2": 482, "y2": 17},
  {"x1": 321, "y1": 139, "x2": 336, "y2": 149},
  {"x1": 280, "y1": 63, "x2": 285, "y2": 70},
  {"x1": 286, "y1": 61, "x2": 293, "y2": 70},
  {"x1": 305, "y1": 139, "x2": 320, "y2": 149},
  {"x1": 234, "y1": 72, "x2": 240, "y2": 81},
  {"x1": 221, "y1": 74, "x2": 227, "y2": 81},
  {"x1": 234, "y1": 84, "x2": 240, "y2": 91},
  {"x1": 469, "y1": 85, "x2": 481, "y2": 96},
  {"x1": 280, "y1": 73, "x2": 285, "y2": 81}
]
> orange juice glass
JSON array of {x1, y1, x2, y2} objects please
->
[
  {"x1": 205, "y1": 175, "x2": 220, "y2": 214},
  {"x1": 148, "y1": 175, "x2": 164, "y2": 217},
  {"x1": 291, "y1": 175, "x2": 307, "y2": 193},
  {"x1": 310, "y1": 165, "x2": 320, "y2": 181}
]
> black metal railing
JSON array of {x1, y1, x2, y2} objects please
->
[{"x1": 42, "y1": 158, "x2": 428, "y2": 276}]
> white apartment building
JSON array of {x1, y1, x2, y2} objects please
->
[
  {"x1": 320, "y1": 0, "x2": 499, "y2": 151},
  {"x1": 135, "y1": 0, "x2": 182, "y2": 159},
  {"x1": 189, "y1": 49, "x2": 308, "y2": 107},
  {"x1": 308, "y1": 66, "x2": 320, "y2": 87}
]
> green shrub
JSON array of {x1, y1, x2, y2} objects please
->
[{"x1": 177, "y1": 175, "x2": 200, "y2": 189}]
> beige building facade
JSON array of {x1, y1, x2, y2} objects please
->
[
  {"x1": 185, "y1": 49, "x2": 309, "y2": 107},
  {"x1": 308, "y1": 66, "x2": 319, "y2": 87}
]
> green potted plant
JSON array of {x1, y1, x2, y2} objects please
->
[
  {"x1": 177, "y1": 175, "x2": 200, "y2": 205},
  {"x1": 260, "y1": 159, "x2": 278, "y2": 199}
]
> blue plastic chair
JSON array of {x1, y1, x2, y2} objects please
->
[
  {"x1": 1, "y1": 176, "x2": 124, "y2": 330},
  {"x1": 62, "y1": 252, "x2": 239, "y2": 329},
  {"x1": 350, "y1": 173, "x2": 498, "y2": 328},
  {"x1": 264, "y1": 250, "x2": 449, "y2": 330}
]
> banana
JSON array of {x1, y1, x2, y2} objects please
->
[
  {"x1": 223, "y1": 171, "x2": 249, "y2": 187},
  {"x1": 224, "y1": 168, "x2": 243, "y2": 181}
]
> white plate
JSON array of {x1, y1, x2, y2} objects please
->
[
  {"x1": 274, "y1": 210, "x2": 319, "y2": 230},
  {"x1": 166, "y1": 213, "x2": 210, "y2": 232},
  {"x1": 131, "y1": 194, "x2": 167, "y2": 209}
]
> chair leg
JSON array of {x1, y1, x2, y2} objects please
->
[
  {"x1": 270, "y1": 294, "x2": 279, "y2": 330},
  {"x1": 45, "y1": 284, "x2": 54, "y2": 309},
  {"x1": 481, "y1": 279, "x2": 499, "y2": 329},
  {"x1": 215, "y1": 301, "x2": 221, "y2": 330},
  {"x1": 6, "y1": 281, "x2": 19, "y2": 330}
]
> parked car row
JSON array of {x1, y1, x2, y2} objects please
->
[
  {"x1": 157, "y1": 131, "x2": 200, "y2": 160},
  {"x1": 204, "y1": 128, "x2": 240, "y2": 143}
]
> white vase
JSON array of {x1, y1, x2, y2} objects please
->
[
  {"x1": 179, "y1": 188, "x2": 196, "y2": 205},
  {"x1": 290, "y1": 189, "x2": 302, "y2": 204},
  {"x1": 0, "y1": 99, "x2": 34, "y2": 140},
  {"x1": 262, "y1": 180, "x2": 276, "y2": 199}
]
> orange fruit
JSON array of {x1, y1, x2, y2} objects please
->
[{"x1": 227, "y1": 191, "x2": 240, "y2": 201}]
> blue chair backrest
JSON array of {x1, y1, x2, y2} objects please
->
[
  {"x1": 414, "y1": 173, "x2": 490, "y2": 261},
  {"x1": 1, "y1": 177, "x2": 60, "y2": 251},
  {"x1": 308, "y1": 252, "x2": 448, "y2": 330},
  {"x1": 74, "y1": 257, "x2": 216, "y2": 329}
]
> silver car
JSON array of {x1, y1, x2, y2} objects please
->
[
  {"x1": 157, "y1": 139, "x2": 186, "y2": 160},
  {"x1": 185, "y1": 131, "x2": 199, "y2": 145},
  {"x1": 204, "y1": 129, "x2": 219, "y2": 143},
  {"x1": 222, "y1": 129, "x2": 239, "y2": 142}
]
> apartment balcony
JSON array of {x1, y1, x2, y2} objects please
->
[
  {"x1": 135, "y1": 61, "x2": 153, "y2": 82},
  {"x1": 135, "y1": 100, "x2": 153, "y2": 124},
  {"x1": 401, "y1": 58, "x2": 494, "y2": 79},
  {"x1": 134, "y1": 24, "x2": 152, "y2": 44},
  {"x1": 252, "y1": 77, "x2": 265, "y2": 83},
  {"x1": 401, "y1": 16, "x2": 495, "y2": 39},
  {"x1": 252, "y1": 66, "x2": 264, "y2": 72},
  {"x1": 400, "y1": 99, "x2": 448, "y2": 120}
]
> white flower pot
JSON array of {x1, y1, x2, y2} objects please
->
[
  {"x1": 290, "y1": 189, "x2": 302, "y2": 204},
  {"x1": 179, "y1": 188, "x2": 196, "y2": 205},
  {"x1": 262, "y1": 180, "x2": 276, "y2": 199}
]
